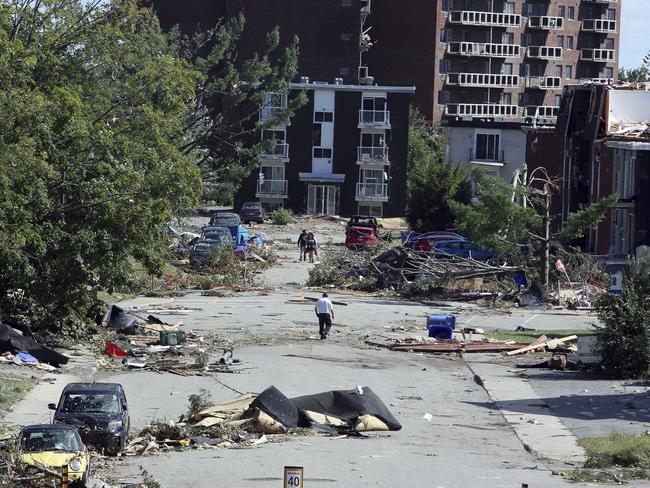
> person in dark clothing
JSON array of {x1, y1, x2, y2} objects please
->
[
  {"x1": 305, "y1": 232, "x2": 317, "y2": 263},
  {"x1": 297, "y1": 229, "x2": 308, "y2": 261}
]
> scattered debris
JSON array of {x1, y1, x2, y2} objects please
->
[{"x1": 0, "y1": 322, "x2": 68, "y2": 367}]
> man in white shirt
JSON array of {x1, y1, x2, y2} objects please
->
[{"x1": 315, "y1": 292, "x2": 334, "y2": 340}]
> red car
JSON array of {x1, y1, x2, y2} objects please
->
[{"x1": 345, "y1": 225, "x2": 378, "y2": 248}]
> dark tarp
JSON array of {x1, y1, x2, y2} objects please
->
[
  {"x1": 292, "y1": 387, "x2": 402, "y2": 431},
  {"x1": 249, "y1": 386, "x2": 401, "y2": 432},
  {"x1": 248, "y1": 386, "x2": 307, "y2": 428},
  {"x1": 103, "y1": 305, "x2": 137, "y2": 331},
  {"x1": 0, "y1": 322, "x2": 69, "y2": 366}
]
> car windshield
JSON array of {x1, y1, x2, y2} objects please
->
[
  {"x1": 22, "y1": 430, "x2": 82, "y2": 452},
  {"x1": 211, "y1": 215, "x2": 240, "y2": 226},
  {"x1": 202, "y1": 233, "x2": 231, "y2": 243},
  {"x1": 61, "y1": 392, "x2": 120, "y2": 413},
  {"x1": 242, "y1": 203, "x2": 259, "y2": 210}
]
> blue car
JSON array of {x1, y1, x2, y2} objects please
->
[
  {"x1": 49, "y1": 383, "x2": 129, "y2": 456},
  {"x1": 432, "y1": 239, "x2": 494, "y2": 261},
  {"x1": 209, "y1": 212, "x2": 250, "y2": 245}
]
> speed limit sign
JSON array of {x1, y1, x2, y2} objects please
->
[{"x1": 284, "y1": 466, "x2": 304, "y2": 488}]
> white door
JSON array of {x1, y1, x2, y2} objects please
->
[{"x1": 307, "y1": 185, "x2": 337, "y2": 215}]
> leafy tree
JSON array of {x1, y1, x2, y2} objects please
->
[
  {"x1": 405, "y1": 109, "x2": 471, "y2": 232},
  {"x1": 619, "y1": 52, "x2": 650, "y2": 83},
  {"x1": 595, "y1": 269, "x2": 650, "y2": 378},
  {"x1": 0, "y1": 0, "x2": 301, "y2": 335}
]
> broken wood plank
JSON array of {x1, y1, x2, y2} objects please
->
[{"x1": 505, "y1": 335, "x2": 578, "y2": 356}]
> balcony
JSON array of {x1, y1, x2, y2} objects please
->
[
  {"x1": 256, "y1": 179, "x2": 288, "y2": 198},
  {"x1": 357, "y1": 146, "x2": 390, "y2": 166},
  {"x1": 356, "y1": 182, "x2": 388, "y2": 202},
  {"x1": 446, "y1": 73, "x2": 519, "y2": 88},
  {"x1": 446, "y1": 42, "x2": 521, "y2": 58},
  {"x1": 524, "y1": 76, "x2": 562, "y2": 90},
  {"x1": 581, "y1": 19, "x2": 617, "y2": 33},
  {"x1": 448, "y1": 11, "x2": 521, "y2": 28},
  {"x1": 581, "y1": 48, "x2": 616, "y2": 62},
  {"x1": 445, "y1": 103, "x2": 520, "y2": 118},
  {"x1": 524, "y1": 106, "x2": 559, "y2": 124},
  {"x1": 260, "y1": 142, "x2": 289, "y2": 160},
  {"x1": 527, "y1": 46, "x2": 563, "y2": 60},
  {"x1": 358, "y1": 110, "x2": 391, "y2": 128},
  {"x1": 527, "y1": 16, "x2": 564, "y2": 30}
]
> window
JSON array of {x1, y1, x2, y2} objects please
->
[
  {"x1": 524, "y1": 3, "x2": 534, "y2": 17},
  {"x1": 566, "y1": 36, "x2": 574, "y2": 50},
  {"x1": 502, "y1": 32, "x2": 514, "y2": 44},
  {"x1": 607, "y1": 9, "x2": 616, "y2": 20},
  {"x1": 438, "y1": 90, "x2": 451, "y2": 105},
  {"x1": 340, "y1": 0, "x2": 351, "y2": 6},
  {"x1": 475, "y1": 133, "x2": 500, "y2": 161},
  {"x1": 501, "y1": 63, "x2": 513, "y2": 75},
  {"x1": 440, "y1": 28, "x2": 451, "y2": 43},
  {"x1": 504, "y1": 2, "x2": 514, "y2": 14},
  {"x1": 313, "y1": 148, "x2": 332, "y2": 159},
  {"x1": 440, "y1": 60, "x2": 451, "y2": 75},
  {"x1": 521, "y1": 33, "x2": 532, "y2": 47},
  {"x1": 556, "y1": 35, "x2": 564, "y2": 48},
  {"x1": 461, "y1": 30, "x2": 471, "y2": 42},
  {"x1": 314, "y1": 111, "x2": 334, "y2": 122},
  {"x1": 558, "y1": 5, "x2": 565, "y2": 17},
  {"x1": 565, "y1": 65, "x2": 573, "y2": 79},
  {"x1": 361, "y1": 132, "x2": 385, "y2": 148},
  {"x1": 262, "y1": 129, "x2": 286, "y2": 144},
  {"x1": 555, "y1": 65, "x2": 563, "y2": 77},
  {"x1": 360, "y1": 168, "x2": 384, "y2": 183},
  {"x1": 554, "y1": 95, "x2": 562, "y2": 107},
  {"x1": 604, "y1": 67, "x2": 614, "y2": 79},
  {"x1": 312, "y1": 123, "x2": 322, "y2": 146},
  {"x1": 567, "y1": 6, "x2": 575, "y2": 20},
  {"x1": 442, "y1": 0, "x2": 452, "y2": 11},
  {"x1": 358, "y1": 205, "x2": 383, "y2": 218},
  {"x1": 500, "y1": 93, "x2": 512, "y2": 105},
  {"x1": 340, "y1": 32, "x2": 353, "y2": 41},
  {"x1": 463, "y1": 0, "x2": 471, "y2": 10},
  {"x1": 604, "y1": 38, "x2": 614, "y2": 49},
  {"x1": 584, "y1": 6, "x2": 593, "y2": 19}
]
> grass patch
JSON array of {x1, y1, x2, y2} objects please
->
[
  {"x1": 0, "y1": 375, "x2": 36, "y2": 411},
  {"x1": 485, "y1": 328, "x2": 595, "y2": 344},
  {"x1": 566, "y1": 433, "x2": 650, "y2": 483}
]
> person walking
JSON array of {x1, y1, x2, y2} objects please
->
[
  {"x1": 305, "y1": 232, "x2": 318, "y2": 263},
  {"x1": 297, "y1": 228, "x2": 308, "y2": 261},
  {"x1": 315, "y1": 292, "x2": 334, "y2": 340}
]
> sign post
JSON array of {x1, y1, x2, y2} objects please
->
[{"x1": 284, "y1": 466, "x2": 304, "y2": 488}]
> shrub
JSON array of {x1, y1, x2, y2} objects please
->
[
  {"x1": 270, "y1": 207, "x2": 294, "y2": 225},
  {"x1": 594, "y1": 270, "x2": 650, "y2": 378}
]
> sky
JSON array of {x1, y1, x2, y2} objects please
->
[{"x1": 620, "y1": 0, "x2": 649, "y2": 69}]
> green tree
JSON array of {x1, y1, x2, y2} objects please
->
[
  {"x1": 619, "y1": 51, "x2": 650, "y2": 83},
  {"x1": 405, "y1": 109, "x2": 471, "y2": 232},
  {"x1": 0, "y1": 1, "x2": 302, "y2": 335}
]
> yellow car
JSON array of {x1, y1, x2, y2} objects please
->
[{"x1": 19, "y1": 424, "x2": 90, "y2": 487}]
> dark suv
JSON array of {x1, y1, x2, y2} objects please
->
[
  {"x1": 49, "y1": 383, "x2": 130, "y2": 456},
  {"x1": 239, "y1": 202, "x2": 266, "y2": 224}
]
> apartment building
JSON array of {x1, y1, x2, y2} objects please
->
[
  {"x1": 367, "y1": 0, "x2": 620, "y2": 182},
  {"x1": 234, "y1": 80, "x2": 414, "y2": 217}
]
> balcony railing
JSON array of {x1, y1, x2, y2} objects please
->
[
  {"x1": 470, "y1": 148, "x2": 505, "y2": 164},
  {"x1": 527, "y1": 16, "x2": 564, "y2": 30},
  {"x1": 358, "y1": 110, "x2": 391, "y2": 127},
  {"x1": 445, "y1": 103, "x2": 520, "y2": 118},
  {"x1": 525, "y1": 76, "x2": 562, "y2": 90},
  {"x1": 525, "y1": 105, "x2": 559, "y2": 122},
  {"x1": 582, "y1": 19, "x2": 617, "y2": 33},
  {"x1": 356, "y1": 183, "x2": 388, "y2": 201},
  {"x1": 446, "y1": 73, "x2": 519, "y2": 88},
  {"x1": 527, "y1": 46, "x2": 563, "y2": 60},
  {"x1": 446, "y1": 42, "x2": 521, "y2": 58},
  {"x1": 448, "y1": 11, "x2": 521, "y2": 27},
  {"x1": 256, "y1": 179, "x2": 288, "y2": 196},
  {"x1": 357, "y1": 146, "x2": 389, "y2": 165},
  {"x1": 581, "y1": 48, "x2": 616, "y2": 62},
  {"x1": 261, "y1": 142, "x2": 289, "y2": 159}
]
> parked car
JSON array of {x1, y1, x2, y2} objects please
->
[
  {"x1": 19, "y1": 424, "x2": 90, "y2": 487},
  {"x1": 345, "y1": 215, "x2": 378, "y2": 234},
  {"x1": 189, "y1": 239, "x2": 231, "y2": 266},
  {"x1": 431, "y1": 239, "x2": 493, "y2": 261},
  {"x1": 239, "y1": 202, "x2": 266, "y2": 224},
  {"x1": 404, "y1": 231, "x2": 466, "y2": 251},
  {"x1": 346, "y1": 225, "x2": 378, "y2": 248},
  {"x1": 208, "y1": 212, "x2": 250, "y2": 245},
  {"x1": 49, "y1": 383, "x2": 130, "y2": 456},
  {"x1": 200, "y1": 226, "x2": 234, "y2": 243}
]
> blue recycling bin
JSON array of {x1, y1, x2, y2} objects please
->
[
  {"x1": 427, "y1": 314, "x2": 456, "y2": 330},
  {"x1": 428, "y1": 325, "x2": 453, "y2": 340}
]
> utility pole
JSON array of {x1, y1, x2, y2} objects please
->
[{"x1": 543, "y1": 182, "x2": 551, "y2": 294}]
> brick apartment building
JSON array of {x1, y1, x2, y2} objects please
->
[{"x1": 368, "y1": 0, "x2": 621, "y2": 183}]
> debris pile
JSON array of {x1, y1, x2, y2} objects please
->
[
  {"x1": 128, "y1": 386, "x2": 400, "y2": 456},
  {"x1": 0, "y1": 322, "x2": 68, "y2": 370}
]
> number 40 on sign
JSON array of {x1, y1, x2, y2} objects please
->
[{"x1": 284, "y1": 466, "x2": 304, "y2": 488}]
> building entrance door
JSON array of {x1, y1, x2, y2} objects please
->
[{"x1": 307, "y1": 185, "x2": 337, "y2": 215}]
